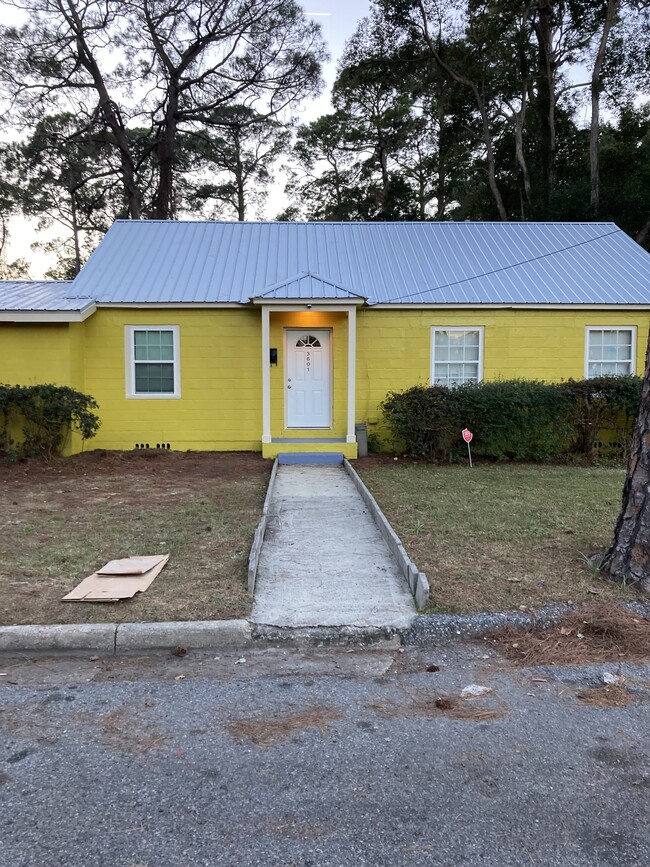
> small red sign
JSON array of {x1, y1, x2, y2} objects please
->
[{"x1": 462, "y1": 428, "x2": 473, "y2": 443}]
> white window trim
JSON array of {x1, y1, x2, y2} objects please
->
[
  {"x1": 430, "y1": 326, "x2": 484, "y2": 386},
  {"x1": 584, "y1": 326, "x2": 636, "y2": 379},
  {"x1": 125, "y1": 325, "x2": 181, "y2": 399}
]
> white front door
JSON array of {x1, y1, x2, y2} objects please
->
[{"x1": 285, "y1": 329, "x2": 331, "y2": 428}]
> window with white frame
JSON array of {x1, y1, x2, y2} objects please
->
[
  {"x1": 431, "y1": 327, "x2": 483, "y2": 387},
  {"x1": 126, "y1": 326, "x2": 180, "y2": 397},
  {"x1": 586, "y1": 328, "x2": 635, "y2": 378}
]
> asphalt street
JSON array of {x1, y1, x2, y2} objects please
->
[{"x1": 1, "y1": 643, "x2": 649, "y2": 867}]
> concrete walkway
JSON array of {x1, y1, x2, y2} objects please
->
[{"x1": 251, "y1": 465, "x2": 416, "y2": 629}]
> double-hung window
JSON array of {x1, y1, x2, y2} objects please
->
[
  {"x1": 126, "y1": 326, "x2": 180, "y2": 398},
  {"x1": 585, "y1": 327, "x2": 635, "y2": 378},
  {"x1": 431, "y1": 327, "x2": 483, "y2": 387}
]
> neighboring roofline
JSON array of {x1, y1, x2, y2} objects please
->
[{"x1": 0, "y1": 302, "x2": 97, "y2": 322}]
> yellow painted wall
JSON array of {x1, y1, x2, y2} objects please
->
[
  {"x1": 81, "y1": 308, "x2": 262, "y2": 450},
  {"x1": 0, "y1": 322, "x2": 87, "y2": 454},
  {"x1": 355, "y1": 308, "x2": 650, "y2": 439},
  {"x1": 2, "y1": 307, "x2": 649, "y2": 454},
  {"x1": 0, "y1": 323, "x2": 76, "y2": 385},
  {"x1": 269, "y1": 311, "x2": 348, "y2": 439}
]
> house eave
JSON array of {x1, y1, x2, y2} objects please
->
[
  {"x1": 97, "y1": 301, "x2": 245, "y2": 309},
  {"x1": 367, "y1": 302, "x2": 650, "y2": 310},
  {"x1": 250, "y1": 296, "x2": 366, "y2": 307},
  {"x1": 0, "y1": 302, "x2": 97, "y2": 322}
]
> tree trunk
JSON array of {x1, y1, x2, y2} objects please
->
[
  {"x1": 415, "y1": 0, "x2": 507, "y2": 220},
  {"x1": 436, "y1": 103, "x2": 447, "y2": 220},
  {"x1": 636, "y1": 216, "x2": 650, "y2": 246},
  {"x1": 533, "y1": 0, "x2": 556, "y2": 212},
  {"x1": 513, "y1": 104, "x2": 531, "y2": 210},
  {"x1": 235, "y1": 130, "x2": 246, "y2": 221},
  {"x1": 152, "y1": 90, "x2": 179, "y2": 220},
  {"x1": 480, "y1": 101, "x2": 508, "y2": 220},
  {"x1": 590, "y1": 0, "x2": 619, "y2": 216},
  {"x1": 61, "y1": 0, "x2": 140, "y2": 219},
  {"x1": 71, "y1": 193, "x2": 81, "y2": 276},
  {"x1": 601, "y1": 326, "x2": 650, "y2": 593}
]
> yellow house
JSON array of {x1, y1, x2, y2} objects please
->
[{"x1": 1, "y1": 220, "x2": 650, "y2": 459}]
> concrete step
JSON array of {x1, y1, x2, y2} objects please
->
[{"x1": 277, "y1": 452, "x2": 344, "y2": 466}]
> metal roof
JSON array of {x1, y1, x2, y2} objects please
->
[
  {"x1": 41, "y1": 220, "x2": 650, "y2": 306},
  {"x1": 254, "y1": 272, "x2": 366, "y2": 300},
  {"x1": 0, "y1": 280, "x2": 87, "y2": 311}
]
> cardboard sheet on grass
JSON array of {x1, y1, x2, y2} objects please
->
[{"x1": 62, "y1": 554, "x2": 170, "y2": 602}]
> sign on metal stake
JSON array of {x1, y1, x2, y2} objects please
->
[{"x1": 461, "y1": 428, "x2": 473, "y2": 467}]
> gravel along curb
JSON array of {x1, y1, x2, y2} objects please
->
[{"x1": 405, "y1": 600, "x2": 650, "y2": 645}]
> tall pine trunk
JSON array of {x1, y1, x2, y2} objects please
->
[
  {"x1": 601, "y1": 325, "x2": 650, "y2": 593},
  {"x1": 590, "y1": 0, "x2": 619, "y2": 216}
]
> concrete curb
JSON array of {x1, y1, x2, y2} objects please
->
[
  {"x1": 343, "y1": 458, "x2": 430, "y2": 607},
  {"x1": 247, "y1": 458, "x2": 279, "y2": 594},
  {"x1": 2, "y1": 602, "x2": 649, "y2": 656},
  {"x1": 0, "y1": 620, "x2": 253, "y2": 656},
  {"x1": 0, "y1": 623, "x2": 117, "y2": 654},
  {"x1": 116, "y1": 619, "x2": 254, "y2": 651}
]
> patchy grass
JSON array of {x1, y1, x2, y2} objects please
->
[
  {"x1": 0, "y1": 450, "x2": 270, "y2": 626},
  {"x1": 357, "y1": 458, "x2": 642, "y2": 614}
]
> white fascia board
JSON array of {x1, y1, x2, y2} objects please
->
[
  {"x1": 97, "y1": 301, "x2": 244, "y2": 309},
  {"x1": 0, "y1": 302, "x2": 97, "y2": 323},
  {"x1": 250, "y1": 296, "x2": 366, "y2": 307}
]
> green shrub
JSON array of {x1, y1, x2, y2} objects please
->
[
  {"x1": 381, "y1": 385, "x2": 459, "y2": 459},
  {"x1": 381, "y1": 376, "x2": 643, "y2": 462},
  {"x1": 0, "y1": 384, "x2": 101, "y2": 460},
  {"x1": 558, "y1": 376, "x2": 642, "y2": 459},
  {"x1": 452, "y1": 379, "x2": 573, "y2": 461}
]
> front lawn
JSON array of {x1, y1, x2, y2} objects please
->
[
  {"x1": 357, "y1": 458, "x2": 641, "y2": 614},
  {"x1": 0, "y1": 451, "x2": 270, "y2": 626}
]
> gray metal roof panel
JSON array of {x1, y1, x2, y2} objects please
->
[
  {"x1": 0, "y1": 280, "x2": 92, "y2": 311},
  {"x1": 66, "y1": 221, "x2": 650, "y2": 305},
  {"x1": 254, "y1": 272, "x2": 366, "y2": 300}
]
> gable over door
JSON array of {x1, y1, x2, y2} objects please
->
[{"x1": 285, "y1": 329, "x2": 331, "y2": 428}]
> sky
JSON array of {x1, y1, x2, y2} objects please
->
[{"x1": 3, "y1": 0, "x2": 372, "y2": 279}]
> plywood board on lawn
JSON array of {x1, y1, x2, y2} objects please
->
[{"x1": 62, "y1": 554, "x2": 170, "y2": 602}]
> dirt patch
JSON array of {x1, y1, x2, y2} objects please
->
[
  {"x1": 368, "y1": 690, "x2": 505, "y2": 722},
  {"x1": 487, "y1": 604, "x2": 650, "y2": 666},
  {"x1": 0, "y1": 450, "x2": 270, "y2": 625},
  {"x1": 227, "y1": 706, "x2": 341, "y2": 747},
  {"x1": 576, "y1": 684, "x2": 635, "y2": 708},
  {"x1": 83, "y1": 707, "x2": 167, "y2": 753}
]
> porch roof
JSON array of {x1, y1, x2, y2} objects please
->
[{"x1": 251, "y1": 272, "x2": 367, "y2": 301}]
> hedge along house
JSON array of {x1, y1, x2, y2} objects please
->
[{"x1": 2, "y1": 220, "x2": 650, "y2": 459}]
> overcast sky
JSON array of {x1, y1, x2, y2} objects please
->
[{"x1": 4, "y1": 0, "x2": 372, "y2": 277}]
